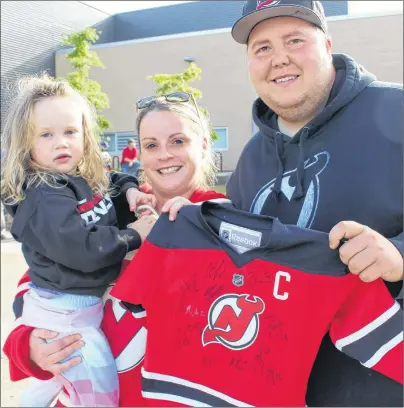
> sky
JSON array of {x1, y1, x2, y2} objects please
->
[{"x1": 82, "y1": 1, "x2": 403, "y2": 16}]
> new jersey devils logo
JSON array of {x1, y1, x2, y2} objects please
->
[
  {"x1": 256, "y1": 0, "x2": 281, "y2": 10},
  {"x1": 202, "y1": 294, "x2": 265, "y2": 350},
  {"x1": 250, "y1": 151, "x2": 330, "y2": 228}
]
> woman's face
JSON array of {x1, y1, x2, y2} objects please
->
[{"x1": 139, "y1": 110, "x2": 205, "y2": 197}]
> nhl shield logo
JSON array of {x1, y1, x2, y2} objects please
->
[
  {"x1": 202, "y1": 294, "x2": 265, "y2": 350},
  {"x1": 256, "y1": 0, "x2": 281, "y2": 10},
  {"x1": 232, "y1": 274, "x2": 244, "y2": 287}
]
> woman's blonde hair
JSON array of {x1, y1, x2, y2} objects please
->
[
  {"x1": 1, "y1": 73, "x2": 109, "y2": 205},
  {"x1": 135, "y1": 96, "x2": 218, "y2": 190}
]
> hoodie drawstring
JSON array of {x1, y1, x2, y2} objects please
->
[
  {"x1": 271, "y1": 132, "x2": 285, "y2": 200},
  {"x1": 294, "y1": 126, "x2": 310, "y2": 199}
]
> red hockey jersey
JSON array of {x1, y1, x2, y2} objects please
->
[
  {"x1": 112, "y1": 201, "x2": 403, "y2": 407},
  {"x1": 3, "y1": 190, "x2": 227, "y2": 407}
]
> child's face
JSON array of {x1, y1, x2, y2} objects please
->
[{"x1": 31, "y1": 96, "x2": 84, "y2": 175}]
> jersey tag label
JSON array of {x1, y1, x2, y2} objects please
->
[{"x1": 219, "y1": 221, "x2": 262, "y2": 254}]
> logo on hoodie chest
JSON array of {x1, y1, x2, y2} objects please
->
[
  {"x1": 78, "y1": 194, "x2": 113, "y2": 226},
  {"x1": 250, "y1": 151, "x2": 330, "y2": 228}
]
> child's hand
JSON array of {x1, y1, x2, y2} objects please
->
[
  {"x1": 161, "y1": 196, "x2": 192, "y2": 221},
  {"x1": 127, "y1": 215, "x2": 156, "y2": 242},
  {"x1": 126, "y1": 187, "x2": 157, "y2": 212}
]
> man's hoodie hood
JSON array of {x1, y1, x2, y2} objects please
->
[{"x1": 251, "y1": 53, "x2": 376, "y2": 199}]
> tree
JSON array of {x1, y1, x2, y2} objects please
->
[
  {"x1": 60, "y1": 28, "x2": 111, "y2": 136},
  {"x1": 146, "y1": 62, "x2": 218, "y2": 141}
]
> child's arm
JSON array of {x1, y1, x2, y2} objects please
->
[
  {"x1": 108, "y1": 171, "x2": 156, "y2": 228},
  {"x1": 11, "y1": 188, "x2": 142, "y2": 273},
  {"x1": 109, "y1": 171, "x2": 139, "y2": 194}
]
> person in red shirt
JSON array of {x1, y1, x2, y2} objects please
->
[
  {"x1": 3, "y1": 92, "x2": 227, "y2": 407},
  {"x1": 121, "y1": 139, "x2": 141, "y2": 177}
]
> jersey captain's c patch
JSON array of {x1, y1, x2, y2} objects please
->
[{"x1": 202, "y1": 294, "x2": 265, "y2": 350}]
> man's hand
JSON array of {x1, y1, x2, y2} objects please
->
[
  {"x1": 329, "y1": 221, "x2": 403, "y2": 283},
  {"x1": 29, "y1": 329, "x2": 83, "y2": 375},
  {"x1": 126, "y1": 187, "x2": 156, "y2": 212}
]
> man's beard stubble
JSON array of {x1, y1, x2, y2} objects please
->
[{"x1": 263, "y1": 64, "x2": 335, "y2": 124}]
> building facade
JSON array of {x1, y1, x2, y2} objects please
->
[
  {"x1": 0, "y1": 0, "x2": 114, "y2": 125},
  {"x1": 14, "y1": 1, "x2": 402, "y2": 172}
]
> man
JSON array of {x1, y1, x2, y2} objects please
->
[
  {"x1": 227, "y1": 1, "x2": 403, "y2": 406},
  {"x1": 121, "y1": 138, "x2": 140, "y2": 176}
]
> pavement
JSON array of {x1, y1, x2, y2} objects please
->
[{"x1": 1, "y1": 237, "x2": 31, "y2": 407}]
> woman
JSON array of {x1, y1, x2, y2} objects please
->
[{"x1": 3, "y1": 92, "x2": 227, "y2": 407}]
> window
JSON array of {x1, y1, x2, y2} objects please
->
[
  {"x1": 213, "y1": 127, "x2": 228, "y2": 152},
  {"x1": 102, "y1": 132, "x2": 139, "y2": 153},
  {"x1": 117, "y1": 132, "x2": 138, "y2": 151}
]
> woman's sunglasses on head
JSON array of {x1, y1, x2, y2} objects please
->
[
  {"x1": 136, "y1": 92, "x2": 202, "y2": 124},
  {"x1": 136, "y1": 92, "x2": 193, "y2": 109}
]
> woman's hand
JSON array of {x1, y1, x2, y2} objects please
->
[
  {"x1": 29, "y1": 329, "x2": 84, "y2": 376},
  {"x1": 161, "y1": 196, "x2": 193, "y2": 221},
  {"x1": 126, "y1": 187, "x2": 157, "y2": 212}
]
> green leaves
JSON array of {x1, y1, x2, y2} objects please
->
[
  {"x1": 146, "y1": 62, "x2": 203, "y2": 98},
  {"x1": 146, "y1": 63, "x2": 217, "y2": 141},
  {"x1": 60, "y1": 28, "x2": 111, "y2": 135}
]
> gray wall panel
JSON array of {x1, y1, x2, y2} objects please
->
[{"x1": 1, "y1": 1, "x2": 114, "y2": 124}]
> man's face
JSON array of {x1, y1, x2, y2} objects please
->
[
  {"x1": 247, "y1": 17, "x2": 334, "y2": 122},
  {"x1": 128, "y1": 141, "x2": 135, "y2": 150}
]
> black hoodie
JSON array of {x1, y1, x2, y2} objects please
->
[
  {"x1": 227, "y1": 54, "x2": 403, "y2": 406},
  {"x1": 6, "y1": 172, "x2": 141, "y2": 297}
]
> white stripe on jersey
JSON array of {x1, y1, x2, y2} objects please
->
[
  {"x1": 58, "y1": 390, "x2": 75, "y2": 407},
  {"x1": 194, "y1": 199, "x2": 232, "y2": 206},
  {"x1": 362, "y1": 331, "x2": 403, "y2": 368},
  {"x1": 15, "y1": 282, "x2": 31, "y2": 296},
  {"x1": 142, "y1": 391, "x2": 211, "y2": 407},
  {"x1": 335, "y1": 302, "x2": 401, "y2": 350},
  {"x1": 141, "y1": 367, "x2": 253, "y2": 407}
]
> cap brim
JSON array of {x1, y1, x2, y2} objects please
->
[{"x1": 231, "y1": 5, "x2": 324, "y2": 44}]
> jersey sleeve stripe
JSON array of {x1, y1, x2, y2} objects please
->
[
  {"x1": 362, "y1": 331, "x2": 404, "y2": 368},
  {"x1": 141, "y1": 368, "x2": 253, "y2": 407},
  {"x1": 338, "y1": 308, "x2": 403, "y2": 364},
  {"x1": 335, "y1": 302, "x2": 401, "y2": 350},
  {"x1": 193, "y1": 199, "x2": 232, "y2": 206},
  {"x1": 142, "y1": 379, "x2": 231, "y2": 407}
]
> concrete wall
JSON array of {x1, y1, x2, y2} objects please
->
[
  {"x1": 56, "y1": 13, "x2": 403, "y2": 171},
  {"x1": 328, "y1": 14, "x2": 403, "y2": 84}
]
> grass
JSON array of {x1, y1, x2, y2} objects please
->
[{"x1": 214, "y1": 184, "x2": 226, "y2": 194}]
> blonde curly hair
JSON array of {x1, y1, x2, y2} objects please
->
[{"x1": 1, "y1": 74, "x2": 109, "y2": 205}]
